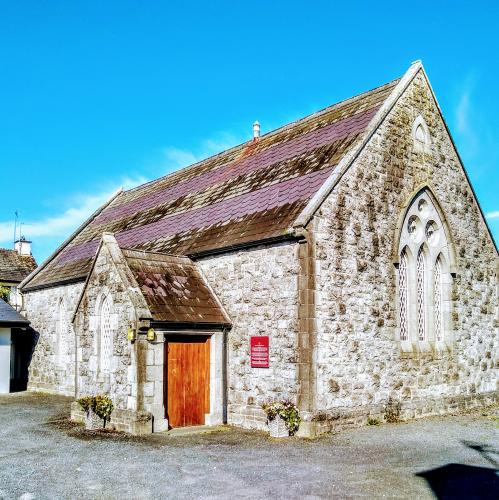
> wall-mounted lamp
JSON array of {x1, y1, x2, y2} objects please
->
[
  {"x1": 146, "y1": 328, "x2": 156, "y2": 342},
  {"x1": 127, "y1": 327, "x2": 137, "y2": 342}
]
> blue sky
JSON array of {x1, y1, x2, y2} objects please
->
[{"x1": 1, "y1": 1, "x2": 498, "y2": 262}]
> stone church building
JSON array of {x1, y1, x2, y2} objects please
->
[{"x1": 20, "y1": 61, "x2": 498, "y2": 436}]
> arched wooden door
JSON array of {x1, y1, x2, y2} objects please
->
[{"x1": 164, "y1": 336, "x2": 210, "y2": 427}]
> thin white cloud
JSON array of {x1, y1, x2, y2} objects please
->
[
  {"x1": 486, "y1": 211, "x2": 499, "y2": 220},
  {"x1": 162, "y1": 131, "x2": 243, "y2": 169},
  {"x1": 0, "y1": 175, "x2": 147, "y2": 245},
  {"x1": 456, "y1": 90, "x2": 470, "y2": 135},
  {"x1": 454, "y1": 75, "x2": 479, "y2": 158},
  {"x1": 0, "y1": 131, "x2": 243, "y2": 253},
  {"x1": 162, "y1": 147, "x2": 199, "y2": 169}
]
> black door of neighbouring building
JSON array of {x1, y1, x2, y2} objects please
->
[{"x1": 10, "y1": 328, "x2": 37, "y2": 392}]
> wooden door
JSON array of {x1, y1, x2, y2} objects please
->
[{"x1": 165, "y1": 337, "x2": 210, "y2": 427}]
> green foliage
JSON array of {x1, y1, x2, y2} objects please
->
[
  {"x1": 384, "y1": 397, "x2": 402, "y2": 423},
  {"x1": 77, "y1": 395, "x2": 95, "y2": 413},
  {"x1": 262, "y1": 399, "x2": 301, "y2": 435},
  {"x1": 94, "y1": 395, "x2": 114, "y2": 420},
  {"x1": 367, "y1": 417, "x2": 380, "y2": 426},
  {"x1": 77, "y1": 394, "x2": 114, "y2": 422},
  {"x1": 0, "y1": 285, "x2": 10, "y2": 302}
]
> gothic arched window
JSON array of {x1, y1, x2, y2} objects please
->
[
  {"x1": 99, "y1": 295, "x2": 113, "y2": 373},
  {"x1": 412, "y1": 115, "x2": 431, "y2": 153},
  {"x1": 434, "y1": 255, "x2": 443, "y2": 342},
  {"x1": 416, "y1": 247, "x2": 426, "y2": 341},
  {"x1": 398, "y1": 249, "x2": 409, "y2": 341},
  {"x1": 397, "y1": 190, "x2": 452, "y2": 347}
]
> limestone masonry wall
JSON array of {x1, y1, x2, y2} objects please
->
[
  {"x1": 312, "y1": 69, "x2": 498, "y2": 431},
  {"x1": 23, "y1": 282, "x2": 83, "y2": 396},
  {"x1": 73, "y1": 243, "x2": 136, "y2": 411},
  {"x1": 198, "y1": 242, "x2": 300, "y2": 430}
]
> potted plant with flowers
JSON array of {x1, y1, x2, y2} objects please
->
[
  {"x1": 77, "y1": 394, "x2": 114, "y2": 430},
  {"x1": 262, "y1": 399, "x2": 301, "y2": 437}
]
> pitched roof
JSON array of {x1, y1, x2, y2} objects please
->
[
  {"x1": 0, "y1": 249, "x2": 37, "y2": 284},
  {"x1": 0, "y1": 298, "x2": 30, "y2": 326},
  {"x1": 122, "y1": 249, "x2": 230, "y2": 326},
  {"x1": 23, "y1": 75, "x2": 402, "y2": 291}
]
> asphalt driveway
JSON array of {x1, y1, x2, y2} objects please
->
[{"x1": 0, "y1": 392, "x2": 498, "y2": 499}]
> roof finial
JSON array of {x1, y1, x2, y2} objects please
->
[{"x1": 253, "y1": 121, "x2": 260, "y2": 140}]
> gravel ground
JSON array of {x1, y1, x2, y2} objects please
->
[{"x1": 0, "y1": 393, "x2": 498, "y2": 499}]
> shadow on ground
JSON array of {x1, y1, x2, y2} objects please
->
[
  {"x1": 416, "y1": 463, "x2": 499, "y2": 499},
  {"x1": 417, "y1": 441, "x2": 499, "y2": 499}
]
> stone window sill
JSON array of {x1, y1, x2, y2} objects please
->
[{"x1": 399, "y1": 340, "x2": 452, "y2": 359}]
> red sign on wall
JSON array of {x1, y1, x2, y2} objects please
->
[{"x1": 250, "y1": 336, "x2": 269, "y2": 368}]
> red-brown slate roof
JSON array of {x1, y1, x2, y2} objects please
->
[
  {"x1": 122, "y1": 249, "x2": 230, "y2": 325},
  {"x1": 23, "y1": 78, "x2": 399, "y2": 290},
  {"x1": 0, "y1": 249, "x2": 37, "y2": 284}
]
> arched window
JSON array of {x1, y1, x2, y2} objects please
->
[
  {"x1": 399, "y1": 249, "x2": 409, "y2": 341},
  {"x1": 434, "y1": 256, "x2": 443, "y2": 342},
  {"x1": 99, "y1": 295, "x2": 113, "y2": 373},
  {"x1": 397, "y1": 190, "x2": 452, "y2": 346},
  {"x1": 415, "y1": 124, "x2": 426, "y2": 143},
  {"x1": 57, "y1": 300, "x2": 68, "y2": 365},
  {"x1": 412, "y1": 115, "x2": 431, "y2": 153},
  {"x1": 416, "y1": 247, "x2": 426, "y2": 341}
]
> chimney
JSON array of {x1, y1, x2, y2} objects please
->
[
  {"x1": 15, "y1": 236, "x2": 32, "y2": 256},
  {"x1": 253, "y1": 121, "x2": 260, "y2": 140}
]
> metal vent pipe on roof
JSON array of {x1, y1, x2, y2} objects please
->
[{"x1": 253, "y1": 121, "x2": 260, "y2": 140}]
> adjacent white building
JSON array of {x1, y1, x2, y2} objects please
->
[{"x1": 0, "y1": 299, "x2": 30, "y2": 393}]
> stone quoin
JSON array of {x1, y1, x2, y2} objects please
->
[{"x1": 20, "y1": 61, "x2": 498, "y2": 436}]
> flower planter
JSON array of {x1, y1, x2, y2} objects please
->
[
  {"x1": 84, "y1": 410, "x2": 103, "y2": 430},
  {"x1": 268, "y1": 414, "x2": 289, "y2": 438},
  {"x1": 77, "y1": 395, "x2": 114, "y2": 431}
]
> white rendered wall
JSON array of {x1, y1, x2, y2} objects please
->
[{"x1": 0, "y1": 328, "x2": 11, "y2": 393}]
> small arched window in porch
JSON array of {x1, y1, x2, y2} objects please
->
[{"x1": 99, "y1": 296, "x2": 113, "y2": 373}]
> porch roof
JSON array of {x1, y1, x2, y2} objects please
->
[{"x1": 122, "y1": 248, "x2": 231, "y2": 327}]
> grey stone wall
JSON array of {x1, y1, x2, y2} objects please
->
[
  {"x1": 72, "y1": 235, "x2": 167, "y2": 432},
  {"x1": 74, "y1": 242, "x2": 135, "y2": 410},
  {"x1": 198, "y1": 242, "x2": 300, "y2": 429},
  {"x1": 312, "y1": 69, "x2": 498, "y2": 430},
  {"x1": 23, "y1": 283, "x2": 83, "y2": 396}
]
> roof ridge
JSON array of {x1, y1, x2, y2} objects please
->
[{"x1": 123, "y1": 77, "x2": 401, "y2": 196}]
